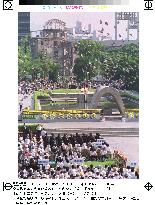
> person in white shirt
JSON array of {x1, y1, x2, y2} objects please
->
[
  {"x1": 25, "y1": 136, "x2": 30, "y2": 145},
  {"x1": 45, "y1": 145, "x2": 51, "y2": 153},
  {"x1": 41, "y1": 128, "x2": 47, "y2": 137}
]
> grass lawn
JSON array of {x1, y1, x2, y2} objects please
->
[
  {"x1": 41, "y1": 101, "x2": 77, "y2": 106},
  {"x1": 50, "y1": 89, "x2": 95, "y2": 93},
  {"x1": 34, "y1": 91, "x2": 50, "y2": 110},
  {"x1": 84, "y1": 160, "x2": 116, "y2": 167},
  {"x1": 35, "y1": 91, "x2": 50, "y2": 97}
]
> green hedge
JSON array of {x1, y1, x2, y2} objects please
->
[
  {"x1": 124, "y1": 101, "x2": 139, "y2": 109},
  {"x1": 18, "y1": 124, "x2": 38, "y2": 132},
  {"x1": 34, "y1": 91, "x2": 50, "y2": 110},
  {"x1": 120, "y1": 91, "x2": 139, "y2": 101},
  {"x1": 34, "y1": 92, "x2": 38, "y2": 110},
  {"x1": 49, "y1": 88, "x2": 95, "y2": 94}
]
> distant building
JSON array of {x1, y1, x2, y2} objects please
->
[
  {"x1": 18, "y1": 12, "x2": 30, "y2": 44},
  {"x1": 31, "y1": 19, "x2": 75, "y2": 77},
  {"x1": 115, "y1": 12, "x2": 139, "y2": 41},
  {"x1": 75, "y1": 21, "x2": 82, "y2": 34},
  {"x1": 100, "y1": 40, "x2": 139, "y2": 49},
  {"x1": 92, "y1": 30, "x2": 97, "y2": 39},
  {"x1": 88, "y1": 24, "x2": 91, "y2": 33}
]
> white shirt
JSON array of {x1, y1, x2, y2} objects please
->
[
  {"x1": 25, "y1": 138, "x2": 30, "y2": 145},
  {"x1": 41, "y1": 130, "x2": 46, "y2": 137},
  {"x1": 101, "y1": 149, "x2": 107, "y2": 155},
  {"x1": 45, "y1": 164, "x2": 50, "y2": 170},
  {"x1": 128, "y1": 172, "x2": 136, "y2": 179},
  {"x1": 23, "y1": 169, "x2": 28, "y2": 177},
  {"x1": 91, "y1": 151, "x2": 97, "y2": 156},
  {"x1": 37, "y1": 125, "x2": 42, "y2": 131},
  {"x1": 106, "y1": 147, "x2": 112, "y2": 154},
  {"x1": 71, "y1": 169, "x2": 77, "y2": 176}
]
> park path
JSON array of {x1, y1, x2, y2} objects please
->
[
  {"x1": 104, "y1": 137, "x2": 139, "y2": 165},
  {"x1": 41, "y1": 121, "x2": 139, "y2": 129},
  {"x1": 18, "y1": 94, "x2": 33, "y2": 115}
]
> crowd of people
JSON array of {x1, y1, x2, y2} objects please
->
[
  {"x1": 18, "y1": 77, "x2": 118, "y2": 96},
  {"x1": 18, "y1": 124, "x2": 139, "y2": 179},
  {"x1": 18, "y1": 77, "x2": 125, "y2": 113}
]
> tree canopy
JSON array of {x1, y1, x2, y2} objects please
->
[
  {"x1": 19, "y1": 36, "x2": 139, "y2": 91},
  {"x1": 73, "y1": 40, "x2": 105, "y2": 81},
  {"x1": 73, "y1": 40, "x2": 139, "y2": 91},
  {"x1": 18, "y1": 36, "x2": 61, "y2": 82}
]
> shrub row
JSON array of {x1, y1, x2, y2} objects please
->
[{"x1": 18, "y1": 124, "x2": 38, "y2": 132}]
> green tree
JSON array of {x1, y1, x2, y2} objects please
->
[
  {"x1": 48, "y1": 62, "x2": 61, "y2": 82},
  {"x1": 18, "y1": 36, "x2": 61, "y2": 81},
  {"x1": 18, "y1": 36, "x2": 32, "y2": 80},
  {"x1": 73, "y1": 40, "x2": 105, "y2": 81},
  {"x1": 73, "y1": 41, "x2": 139, "y2": 91},
  {"x1": 34, "y1": 52, "x2": 61, "y2": 81},
  {"x1": 100, "y1": 43, "x2": 139, "y2": 91}
]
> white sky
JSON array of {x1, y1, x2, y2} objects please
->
[{"x1": 30, "y1": 12, "x2": 138, "y2": 40}]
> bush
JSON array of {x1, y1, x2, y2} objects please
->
[
  {"x1": 18, "y1": 124, "x2": 38, "y2": 133},
  {"x1": 120, "y1": 92, "x2": 139, "y2": 101}
]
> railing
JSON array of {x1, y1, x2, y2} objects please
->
[{"x1": 22, "y1": 109, "x2": 102, "y2": 115}]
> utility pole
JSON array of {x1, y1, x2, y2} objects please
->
[{"x1": 115, "y1": 13, "x2": 117, "y2": 41}]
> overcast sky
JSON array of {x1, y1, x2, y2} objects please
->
[{"x1": 30, "y1": 12, "x2": 138, "y2": 40}]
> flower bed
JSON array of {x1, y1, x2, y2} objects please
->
[
  {"x1": 22, "y1": 108, "x2": 102, "y2": 115},
  {"x1": 22, "y1": 112, "x2": 99, "y2": 120},
  {"x1": 125, "y1": 109, "x2": 139, "y2": 118},
  {"x1": 113, "y1": 150, "x2": 128, "y2": 166}
]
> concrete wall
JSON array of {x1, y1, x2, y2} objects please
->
[
  {"x1": 50, "y1": 93, "x2": 93, "y2": 103},
  {"x1": 90, "y1": 86, "x2": 125, "y2": 115}
]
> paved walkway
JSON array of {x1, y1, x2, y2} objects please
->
[
  {"x1": 18, "y1": 94, "x2": 33, "y2": 115},
  {"x1": 35, "y1": 121, "x2": 139, "y2": 129},
  {"x1": 104, "y1": 137, "x2": 139, "y2": 164}
]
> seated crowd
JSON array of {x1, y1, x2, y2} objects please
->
[{"x1": 18, "y1": 125, "x2": 139, "y2": 179}]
